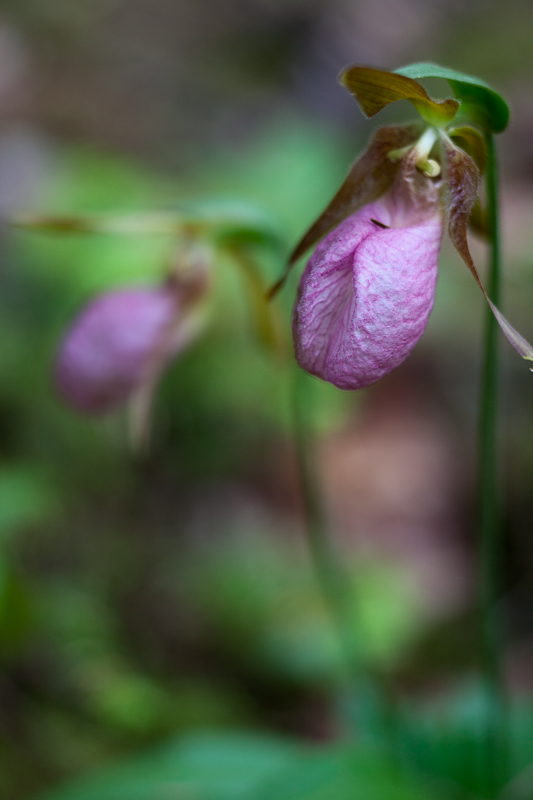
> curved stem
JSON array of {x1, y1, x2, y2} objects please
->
[
  {"x1": 292, "y1": 372, "x2": 355, "y2": 657},
  {"x1": 478, "y1": 131, "x2": 506, "y2": 796},
  {"x1": 292, "y1": 368, "x2": 386, "y2": 742}
]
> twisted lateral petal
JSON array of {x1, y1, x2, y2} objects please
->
[
  {"x1": 56, "y1": 288, "x2": 180, "y2": 415},
  {"x1": 293, "y1": 201, "x2": 443, "y2": 390},
  {"x1": 443, "y1": 136, "x2": 533, "y2": 364}
]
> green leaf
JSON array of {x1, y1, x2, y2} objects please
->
[
  {"x1": 35, "y1": 732, "x2": 301, "y2": 800},
  {"x1": 13, "y1": 202, "x2": 283, "y2": 252},
  {"x1": 400, "y1": 688, "x2": 533, "y2": 798},
  {"x1": 225, "y1": 244, "x2": 286, "y2": 355},
  {"x1": 395, "y1": 63, "x2": 510, "y2": 133},
  {"x1": 12, "y1": 212, "x2": 184, "y2": 235},
  {"x1": 0, "y1": 569, "x2": 33, "y2": 652},
  {"x1": 0, "y1": 467, "x2": 57, "y2": 540},
  {"x1": 255, "y1": 746, "x2": 438, "y2": 800},
  {"x1": 340, "y1": 66, "x2": 459, "y2": 126},
  {"x1": 188, "y1": 199, "x2": 284, "y2": 251},
  {"x1": 35, "y1": 735, "x2": 441, "y2": 800}
]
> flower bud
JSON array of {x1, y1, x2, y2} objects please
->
[
  {"x1": 55, "y1": 287, "x2": 184, "y2": 415},
  {"x1": 293, "y1": 196, "x2": 443, "y2": 390}
]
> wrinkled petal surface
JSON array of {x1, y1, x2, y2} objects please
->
[
  {"x1": 293, "y1": 200, "x2": 443, "y2": 390},
  {"x1": 56, "y1": 288, "x2": 178, "y2": 414}
]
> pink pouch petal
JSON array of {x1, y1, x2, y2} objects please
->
[{"x1": 293, "y1": 200, "x2": 443, "y2": 390}]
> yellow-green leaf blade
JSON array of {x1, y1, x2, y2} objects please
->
[{"x1": 340, "y1": 66, "x2": 459, "y2": 126}]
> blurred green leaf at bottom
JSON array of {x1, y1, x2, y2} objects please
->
[
  {"x1": 36, "y1": 733, "x2": 297, "y2": 800},
  {"x1": 255, "y1": 745, "x2": 436, "y2": 800},
  {"x1": 35, "y1": 732, "x2": 440, "y2": 800}
]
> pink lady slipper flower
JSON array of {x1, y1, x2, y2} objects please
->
[
  {"x1": 55, "y1": 245, "x2": 210, "y2": 434},
  {"x1": 294, "y1": 132, "x2": 442, "y2": 390},
  {"x1": 276, "y1": 66, "x2": 533, "y2": 390},
  {"x1": 56, "y1": 286, "x2": 187, "y2": 414}
]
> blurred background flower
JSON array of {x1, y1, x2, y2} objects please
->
[{"x1": 1, "y1": 1, "x2": 533, "y2": 798}]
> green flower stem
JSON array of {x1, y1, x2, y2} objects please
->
[
  {"x1": 292, "y1": 370, "x2": 355, "y2": 660},
  {"x1": 478, "y1": 131, "x2": 506, "y2": 796},
  {"x1": 292, "y1": 368, "x2": 385, "y2": 742}
]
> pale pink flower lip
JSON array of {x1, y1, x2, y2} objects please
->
[
  {"x1": 293, "y1": 198, "x2": 443, "y2": 390},
  {"x1": 55, "y1": 288, "x2": 179, "y2": 414}
]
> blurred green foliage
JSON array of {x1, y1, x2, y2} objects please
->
[
  {"x1": 0, "y1": 110, "x2": 490, "y2": 799},
  {"x1": 35, "y1": 732, "x2": 438, "y2": 800},
  {"x1": 0, "y1": 116, "x2": 367, "y2": 799},
  {"x1": 1, "y1": 1, "x2": 533, "y2": 796}
]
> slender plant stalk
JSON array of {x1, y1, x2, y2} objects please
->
[
  {"x1": 292, "y1": 370, "x2": 356, "y2": 661},
  {"x1": 478, "y1": 131, "x2": 506, "y2": 796},
  {"x1": 292, "y1": 368, "x2": 386, "y2": 742}
]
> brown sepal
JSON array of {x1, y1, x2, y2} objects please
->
[
  {"x1": 268, "y1": 124, "x2": 421, "y2": 298},
  {"x1": 442, "y1": 136, "x2": 483, "y2": 289},
  {"x1": 448, "y1": 126, "x2": 487, "y2": 174},
  {"x1": 443, "y1": 135, "x2": 533, "y2": 363},
  {"x1": 340, "y1": 66, "x2": 459, "y2": 124}
]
